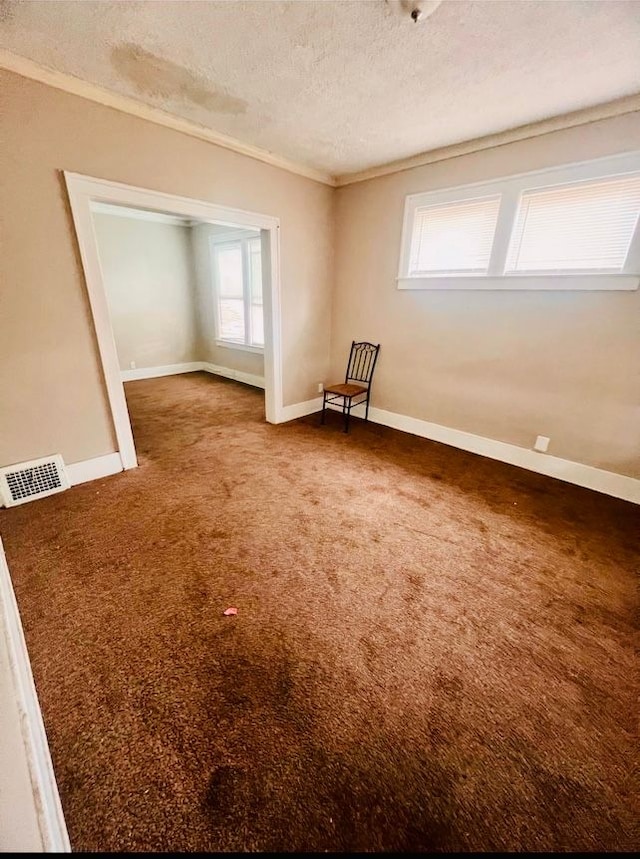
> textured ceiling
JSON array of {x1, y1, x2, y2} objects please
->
[{"x1": 1, "y1": 0, "x2": 639, "y2": 177}]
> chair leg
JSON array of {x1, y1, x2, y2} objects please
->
[
  {"x1": 344, "y1": 397, "x2": 351, "y2": 433},
  {"x1": 320, "y1": 392, "x2": 326, "y2": 425},
  {"x1": 365, "y1": 395, "x2": 370, "y2": 422}
]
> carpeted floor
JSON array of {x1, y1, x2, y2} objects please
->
[{"x1": 0, "y1": 372, "x2": 637, "y2": 852}]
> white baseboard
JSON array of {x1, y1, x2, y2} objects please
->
[
  {"x1": 366, "y1": 406, "x2": 640, "y2": 505},
  {"x1": 0, "y1": 539, "x2": 71, "y2": 852},
  {"x1": 66, "y1": 453, "x2": 123, "y2": 486},
  {"x1": 117, "y1": 368, "x2": 639, "y2": 504},
  {"x1": 201, "y1": 362, "x2": 265, "y2": 390},
  {"x1": 121, "y1": 362, "x2": 266, "y2": 390},
  {"x1": 278, "y1": 397, "x2": 323, "y2": 423},
  {"x1": 120, "y1": 362, "x2": 203, "y2": 382}
]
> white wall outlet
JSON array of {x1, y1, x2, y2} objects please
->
[
  {"x1": 534, "y1": 435, "x2": 550, "y2": 452},
  {"x1": 317, "y1": 382, "x2": 324, "y2": 393},
  {"x1": 130, "y1": 361, "x2": 136, "y2": 370}
]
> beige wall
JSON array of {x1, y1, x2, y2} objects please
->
[
  {"x1": 94, "y1": 214, "x2": 264, "y2": 377},
  {"x1": 333, "y1": 112, "x2": 640, "y2": 478},
  {"x1": 190, "y1": 223, "x2": 264, "y2": 378},
  {"x1": 0, "y1": 70, "x2": 333, "y2": 469},
  {"x1": 93, "y1": 213, "x2": 198, "y2": 371},
  {"x1": 1, "y1": 68, "x2": 638, "y2": 480}
]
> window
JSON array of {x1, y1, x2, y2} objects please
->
[
  {"x1": 248, "y1": 237, "x2": 264, "y2": 347},
  {"x1": 505, "y1": 176, "x2": 640, "y2": 274},
  {"x1": 398, "y1": 151, "x2": 640, "y2": 290},
  {"x1": 212, "y1": 234, "x2": 264, "y2": 349},
  {"x1": 409, "y1": 195, "x2": 501, "y2": 277},
  {"x1": 215, "y1": 242, "x2": 245, "y2": 342}
]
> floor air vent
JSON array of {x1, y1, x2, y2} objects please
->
[{"x1": 0, "y1": 455, "x2": 70, "y2": 507}]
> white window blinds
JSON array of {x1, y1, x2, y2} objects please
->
[
  {"x1": 215, "y1": 242, "x2": 245, "y2": 343},
  {"x1": 212, "y1": 234, "x2": 265, "y2": 348},
  {"x1": 505, "y1": 174, "x2": 640, "y2": 274},
  {"x1": 409, "y1": 195, "x2": 501, "y2": 276}
]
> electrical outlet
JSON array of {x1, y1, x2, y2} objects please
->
[
  {"x1": 534, "y1": 435, "x2": 550, "y2": 452},
  {"x1": 317, "y1": 382, "x2": 323, "y2": 393},
  {"x1": 130, "y1": 361, "x2": 136, "y2": 370}
]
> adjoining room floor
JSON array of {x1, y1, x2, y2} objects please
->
[{"x1": 0, "y1": 372, "x2": 637, "y2": 852}]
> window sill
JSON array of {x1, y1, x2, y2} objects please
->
[
  {"x1": 397, "y1": 275, "x2": 639, "y2": 291},
  {"x1": 215, "y1": 339, "x2": 264, "y2": 354}
]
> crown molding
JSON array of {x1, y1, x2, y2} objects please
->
[
  {"x1": 3, "y1": 48, "x2": 639, "y2": 192},
  {"x1": 0, "y1": 48, "x2": 335, "y2": 187},
  {"x1": 335, "y1": 93, "x2": 640, "y2": 187}
]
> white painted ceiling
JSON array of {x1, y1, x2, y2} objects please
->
[{"x1": 2, "y1": 0, "x2": 639, "y2": 178}]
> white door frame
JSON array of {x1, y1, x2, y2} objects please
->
[{"x1": 64, "y1": 172, "x2": 283, "y2": 470}]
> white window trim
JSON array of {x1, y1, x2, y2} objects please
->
[
  {"x1": 210, "y1": 232, "x2": 265, "y2": 351},
  {"x1": 398, "y1": 150, "x2": 640, "y2": 291}
]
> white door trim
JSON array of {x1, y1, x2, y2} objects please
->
[
  {"x1": 64, "y1": 172, "x2": 283, "y2": 470},
  {"x1": 0, "y1": 538, "x2": 71, "y2": 851}
]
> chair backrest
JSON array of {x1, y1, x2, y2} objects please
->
[{"x1": 345, "y1": 341, "x2": 380, "y2": 387}]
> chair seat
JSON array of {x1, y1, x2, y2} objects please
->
[{"x1": 324, "y1": 382, "x2": 367, "y2": 397}]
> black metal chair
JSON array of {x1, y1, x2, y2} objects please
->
[{"x1": 321, "y1": 341, "x2": 380, "y2": 433}]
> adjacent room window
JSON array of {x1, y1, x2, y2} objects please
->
[
  {"x1": 398, "y1": 152, "x2": 640, "y2": 290},
  {"x1": 248, "y1": 237, "x2": 264, "y2": 347},
  {"x1": 212, "y1": 234, "x2": 264, "y2": 348}
]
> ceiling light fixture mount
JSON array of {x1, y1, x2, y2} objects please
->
[{"x1": 394, "y1": 0, "x2": 443, "y2": 24}]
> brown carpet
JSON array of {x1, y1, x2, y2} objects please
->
[{"x1": 0, "y1": 372, "x2": 638, "y2": 852}]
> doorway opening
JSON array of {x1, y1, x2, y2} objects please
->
[{"x1": 65, "y1": 173, "x2": 283, "y2": 471}]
